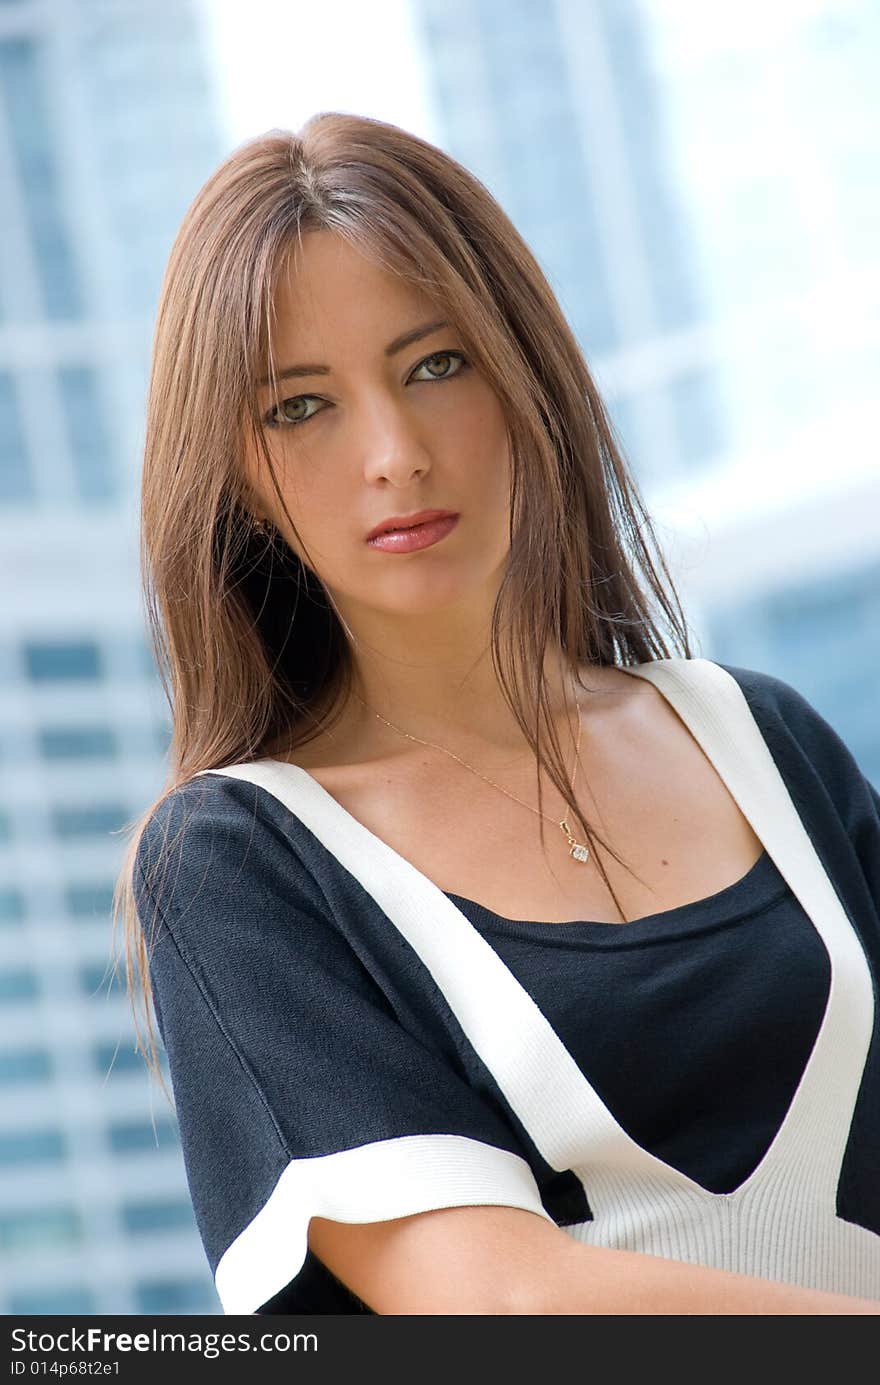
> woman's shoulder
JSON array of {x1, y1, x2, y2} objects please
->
[
  {"x1": 136, "y1": 766, "x2": 276, "y2": 872},
  {"x1": 703, "y1": 657, "x2": 860, "y2": 762},
  {"x1": 133, "y1": 765, "x2": 331, "y2": 951},
  {"x1": 638, "y1": 654, "x2": 847, "y2": 744},
  {"x1": 138, "y1": 759, "x2": 321, "y2": 846},
  {"x1": 694, "y1": 658, "x2": 880, "y2": 843}
]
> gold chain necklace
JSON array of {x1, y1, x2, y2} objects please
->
[{"x1": 350, "y1": 680, "x2": 591, "y2": 865}]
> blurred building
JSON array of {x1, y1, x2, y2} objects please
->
[
  {"x1": 1, "y1": 0, "x2": 877, "y2": 1322},
  {"x1": 0, "y1": 0, "x2": 225, "y2": 1314},
  {"x1": 412, "y1": 0, "x2": 880, "y2": 780},
  {"x1": 640, "y1": 0, "x2": 880, "y2": 784}
]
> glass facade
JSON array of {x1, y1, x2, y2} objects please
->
[
  {"x1": 0, "y1": 37, "x2": 85, "y2": 319},
  {"x1": 411, "y1": 0, "x2": 879, "y2": 772},
  {"x1": 0, "y1": 0, "x2": 224, "y2": 1316},
  {"x1": 411, "y1": 0, "x2": 728, "y2": 486}
]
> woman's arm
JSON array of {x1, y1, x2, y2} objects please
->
[{"x1": 309, "y1": 1205, "x2": 880, "y2": 1315}]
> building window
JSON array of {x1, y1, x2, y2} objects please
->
[
  {"x1": 0, "y1": 373, "x2": 32, "y2": 502},
  {"x1": 134, "y1": 1278, "x2": 217, "y2": 1315},
  {"x1": 106, "y1": 1118, "x2": 177, "y2": 1154},
  {"x1": 0, "y1": 1128, "x2": 66, "y2": 1166},
  {"x1": 65, "y1": 882, "x2": 114, "y2": 920},
  {"x1": 0, "y1": 888, "x2": 25, "y2": 926},
  {"x1": 0, "y1": 969, "x2": 38, "y2": 1003},
  {"x1": 0, "y1": 1048, "x2": 52, "y2": 1084},
  {"x1": 78, "y1": 962, "x2": 123, "y2": 999},
  {"x1": 0, "y1": 38, "x2": 84, "y2": 318},
  {"x1": 669, "y1": 367, "x2": 726, "y2": 472},
  {"x1": 138, "y1": 637, "x2": 159, "y2": 678},
  {"x1": 58, "y1": 368, "x2": 115, "y2": 500},
  {"x1": 23, "y1": 640, "x2": 101, "y2": 682},
  {"x1": 9, "y1": 1286, "x2": 95, "y2": 1314},
  {"x1": 0, "y1": 1206, "x2": 81, "y2": 1251},
  {"x1": 121, "y1": 1199, "x2": 196, "y2": 1235},
  {"x1": 91, "y1": 1042, "x2": 143, "y2": 1076},
  {"x1": 39, "y1": 726, "x2": 119, "y2": 761},
  {"x1": 51, "y1": 803, "x2": 127, "y2": 839}
]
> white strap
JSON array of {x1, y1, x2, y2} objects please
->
[{"x1": 198, "y1": 657, "x2": 873, "y2": 1207}]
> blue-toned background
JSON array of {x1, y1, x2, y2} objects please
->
[{"x1": 0, "y1": 0, "x2": 877, "y2": 1314}]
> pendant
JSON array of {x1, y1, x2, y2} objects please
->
[{"x1": 559, "y1": 819, "x2": 590, "y2": 864}]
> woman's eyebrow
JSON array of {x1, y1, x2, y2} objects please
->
[{"x1": 257, "y1": 318, "x2": 450, "y2": 385}]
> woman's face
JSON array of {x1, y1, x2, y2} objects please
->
[{"x1": 244, "y1": 230, "x2": 512, "y2": 623}]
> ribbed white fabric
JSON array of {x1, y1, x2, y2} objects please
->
[
  {"x1": 214, "y1": 1134, "x2": 552, "y2": 1315},
  {"x1": 200, "y1": 657, "x2": 880, "y2": 1305}
]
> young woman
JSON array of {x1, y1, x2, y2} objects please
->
[{"x1": 120, "y1": 113, "x2": 880, "y2": 1315}]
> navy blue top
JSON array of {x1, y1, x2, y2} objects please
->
[
  {"x1": 266, "y1": 847, "x2": 828, "y2": 1313},
  {"x1": 135, "y1": 662, "x2": 880, "y2": 1314},
  {"x1": 447, "y1": 849, "x2": 830, "y2": 1198}
]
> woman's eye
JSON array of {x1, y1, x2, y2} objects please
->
[
  {"x1": 409, "y1": 349, "x2": 470, "y2": 383},
  {"x1": 263, "y1": 350, "x2": 470, "y2": 429},
  {"x1": 264, "y1": 395, "x2": 326, "y2": 429}
]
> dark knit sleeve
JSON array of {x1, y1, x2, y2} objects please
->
[
  {"x1": 718, "y1": 661, "x2": 880, "y2": 917},
  {"x1": 858, "y1": 776, "x2": 880, "y2": 914},
  {"x1": 133, "y1": 775, "x2": 551, "y2": 1315}
]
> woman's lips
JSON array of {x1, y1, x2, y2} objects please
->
[{"x1": 366, "y1": 514, "x2": 460, "y2": 553}]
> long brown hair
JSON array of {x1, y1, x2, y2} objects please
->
[{"x1": 114, "y1": 111, "x2": 696, "y2": 1092}]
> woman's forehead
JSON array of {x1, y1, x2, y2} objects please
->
[
  {"x1": 274, "y1": 231, "x2": 423, "y2": 307},
  {"x1": 264, "y1": 239, "x2": 448, "y2": 367}
]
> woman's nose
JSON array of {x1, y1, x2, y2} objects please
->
[{"x1": 358, "y1": 395, "x2": 432, "y2": 485}]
